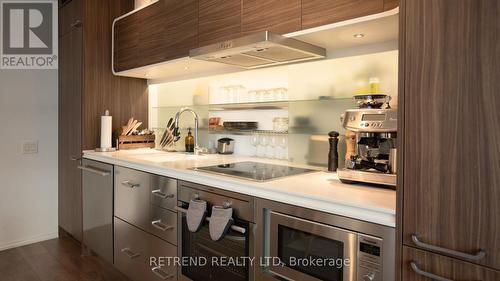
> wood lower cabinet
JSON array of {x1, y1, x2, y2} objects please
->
[
  {"x1": 399, "y1": 0, "x2": 500, "y2": 277},
  {"x1": 301, "y1": 0, "x2": 384, "y2": 30},
  {"x1": 58, "y1": 0, "x2": 148, "y2": 242},
  {"x1": 241, "y1": 0, "x2": 301, "y2": 35},
  {"x1": 403, "y1": 246, "x2": 500, "y2": 281},
  {"x1": 198, "y1": 0, "x2": 242, "y2": 46}
]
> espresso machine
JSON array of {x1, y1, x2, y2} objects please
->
[{"x1": 337, "y1": 94, "x2": 397, "y2": 187}]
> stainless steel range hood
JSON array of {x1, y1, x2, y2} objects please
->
[{"x1": 189, "y1": 31, "x2": 326, "y2": 69}]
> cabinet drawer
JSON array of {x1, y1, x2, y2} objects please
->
[
  {"x1": 403, "y1": 246, "x2": 500, "y2": 281},
  {"x1": 115, "y1": 166, "x2": 151, "y2": 227},
  {"x1": 114, "y1": 218, "x2": 177, "y2": 281},
  {"x1": 149, "y1": 205, "x2": 177, "y2": 246},
  {"x1": 151, "y1": 176, "x2": 177, "y2": 211}
]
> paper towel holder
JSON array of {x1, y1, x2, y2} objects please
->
[{"x1": 95, "y1": 110, "x2": 117, "y2": 152}]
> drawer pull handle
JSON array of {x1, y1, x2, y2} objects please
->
[
  {"x1": 151, "y1": 220, "x2": 174, "y2": 231},
  {"x1": 410, "y1": 261, "x2": 453, "y2": 281},
  {"x1": 152, "y1": 189, "x2": 175, "y2": 199},
  {"x1": 121, "y1": 248, "x2": 140, "y2": 259},
  {"x1": 151, "y1": 266, "x2": 174, "y2": 280},
  {"x1": 78, "y1": 165, "x2": 111, "y2": 177},
  {"x1": 121, "y1": 180, "x2": 140, "y2": 188},
  {"x1": 412, "y1": 234, "x2": 486, "y2": 261}
]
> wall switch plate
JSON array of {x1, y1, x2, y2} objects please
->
[{"x1": 22, "y1": 140, "x2": 38, "y2": 154}]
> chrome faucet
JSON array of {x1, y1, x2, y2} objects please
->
[{"x1": 174, "y1": 107, "x2": 203, "y2": 155}]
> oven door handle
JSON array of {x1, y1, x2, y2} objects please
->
[
  {"x1": 175, "y1": 206, "x2": 246, "y2": 234},
  {"x1": 151, "y1": 266, "x2": 174, "y2": 280}
]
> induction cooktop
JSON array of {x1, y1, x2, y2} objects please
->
[{"x1": 193, "y1": 161, "x2": 316, "y2": 182}]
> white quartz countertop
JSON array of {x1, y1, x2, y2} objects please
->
[{"x1": 83, "y1": 149, "x2": 396, "y2": 227}]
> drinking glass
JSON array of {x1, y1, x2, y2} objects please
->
[
  {"x1": 269, "y1": 134, "x2": 278, "y2": 159},
  {"x1": 250, "y1": 133, "x2": 260, "y2": 156},
  {"x1": 248, "y1": 90, "x2": 257, "y2": 102},
  {"x1": 257, "y1": 90, "x2": 266, "y2": 102},
  {"x1": 278, "y1": 135, "x2": 288, "y2": 160},
  {"x1": 259, "y1": 134, "x2": 269, "y2": 157}
]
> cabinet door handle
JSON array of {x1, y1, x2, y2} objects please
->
[
  {"x1": 152, "y1": 189, "x2": 175, "y2": 199},
  {"x1": 412, "y1": 235, "x2": 486, "y2": 261},
  {"x1": 70, "y1": 156, "x2": 81, "y2": 161},
  {"x1": 121, "y1": 180, "x2": 140, "y2": 188},
  {"x1": 78, "y1": 165, "x2": 111, "y2": 177},
  {"x1": 410, "y1": 261, "x2": 453, "y2": 281},
  {"x1": 151, "y1": 266, "x2": 174, "y2": 280},
  {"x1": 120, "y1": 248, "x2": 140, "y2": 259},
  {"x1": 151, "y1": 220, "x2": 174, "y2": 231},
  {"x1": 70, "y1": 19, "x2": 82, "y2": 28}
]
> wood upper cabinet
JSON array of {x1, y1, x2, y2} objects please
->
[
  {"x1": 241, "y1": 0, "x2": 301, "y2": 35},
  {"x1": 403, "y1": 247, "x2": 500, "y2": 281},
  {"x1": 113, "y1": 9, "x2": 141, "y2": 72},
  {"x1": 383, "y1": 0, "x2": 399, "y2": 10},
  {"x1": 114, "y1": 0, "x2": 198, "y2": 72},
  {"x1": 160, "y1": 0, "x2": 198, "y2": 60},
  {"x1": 113, "y1": 0, "x2": 398, "y2": 72},
  {"x1": 302, "y1": 0, "x2": 384, "y2": 29},
  {"x1": 198, "y1": 0, "x2": 242, "y2": 46},
  {"x1": 402, "y1": 0, "x2": 500, "y2": 271}
]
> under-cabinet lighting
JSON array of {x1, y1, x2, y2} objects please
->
[{"x1": 353, "y1": 33, "x2": 365, "y2": 38}]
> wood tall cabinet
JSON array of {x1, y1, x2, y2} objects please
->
[
  {"x1": 398, "y1": 0, "x2": 500, "y2": 279},
  {"x1": 58, "y1": 0, "x2": 148, "y2": 241}
]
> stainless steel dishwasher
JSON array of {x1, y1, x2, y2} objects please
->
[{"x1": 79, "y1": 159, "x2": 114, "y2": 264}]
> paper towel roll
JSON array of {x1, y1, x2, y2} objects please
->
[{"x1": 100, "y1": 110, "x2": 112, "y2": 149}]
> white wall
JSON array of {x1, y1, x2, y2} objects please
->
[
  {"x1": 0, "y1": 70, "x2": 59, "y2": 250},
  {"x1": 149, "y1": 50, "x2": 398, "y2": 164}
]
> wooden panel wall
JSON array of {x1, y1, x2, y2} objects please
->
[{"x1": 82, "y1": 0, "x2": 148, "y2": 150}]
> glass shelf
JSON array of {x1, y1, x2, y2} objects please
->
[
  {"x1": 150, "y1": 98, "x2": 354, "y2": 112},
  {"x1": 151, "y1": 105, "x2": 209, "y2": 110},
  {"x1": 208, "y1": 129, "x2": 288, "y2": 135},
  {"x1": 209, "y1": 101, "x2": 289, "y2": 111}
]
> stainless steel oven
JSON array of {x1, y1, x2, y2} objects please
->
[
  {"x1": 256, "y1": 199, "x2": 395, "y2": 281},
  {"x1": 176, "y1": 181, "x2": 256, "y2": 281}
]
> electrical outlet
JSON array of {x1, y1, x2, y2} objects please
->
[{"x1": 22, "y1": 140, "x2": 38, "y2": 154}]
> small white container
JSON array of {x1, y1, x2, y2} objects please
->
[{"x1": 273, "y1": 117, "x2": 289, "y2": 132}]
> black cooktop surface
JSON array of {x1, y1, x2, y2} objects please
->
[{"x1": 194, "y1": 161, "x2": 316, "y2": 182}]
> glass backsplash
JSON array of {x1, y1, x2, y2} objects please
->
[{"x1": 149, "y1": 50, "x2": 398, "y2": 167}]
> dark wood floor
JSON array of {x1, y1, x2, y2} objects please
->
[{"x1": 0, "y1": 234, "x2": 131, "y2": 281}]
